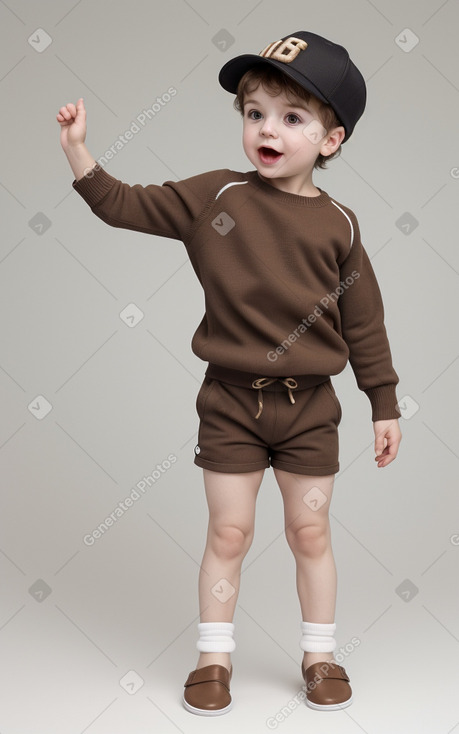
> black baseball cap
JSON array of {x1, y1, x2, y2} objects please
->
[{"x1": 218, "y1": 31, "x2": 366, "y2": 141}]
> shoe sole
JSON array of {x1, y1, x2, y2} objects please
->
[
  {"x1": 306, "y1": 695, "x2": 353, "y2": 711},
  {"x1": 182, "y1": 695, "x2": 232, "y2": 716}
]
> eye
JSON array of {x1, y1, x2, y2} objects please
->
[
  {"x1": 247, "y1": 109, "x2": 262, "y2": 120},
  {"x1": 286, "y1": 113, "x2": 301, "y2": 125}
]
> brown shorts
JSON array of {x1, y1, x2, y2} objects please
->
[{"x1": 193, "y1": 364, "x2": 342, "y2": 476}]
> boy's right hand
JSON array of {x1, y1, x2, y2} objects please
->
[{"x1": 56, "y1": 97, "x2": 86, "y2": 150}]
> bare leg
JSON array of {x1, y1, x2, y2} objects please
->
[
  {"x1": 274, "y1": 469, "x2": 337, "y2": 669},
  {"x1": 196, "y1": 468, "x2": 265, "y2": 671}
]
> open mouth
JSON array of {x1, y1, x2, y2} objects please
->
[{"x1": 258, "y1": 146, "x2": 283, "y2": 164}]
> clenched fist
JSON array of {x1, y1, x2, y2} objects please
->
[{"x1": 56, "y1": 97, "x2": 87, "y2": 150}]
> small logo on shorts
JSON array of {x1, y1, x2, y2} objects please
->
[{"x1": 194, "y1": 445, "x2": 201, "y2": 455}]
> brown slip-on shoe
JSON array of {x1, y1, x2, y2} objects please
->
[
  {"x1": 183, "y1": 664, "x2": 233, "y2": 716},
  {"x1": 302, "y1": 661, "x2": 353, "y2": 710}
]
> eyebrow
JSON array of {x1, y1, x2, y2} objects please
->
[{"x1": 243, "y1": 98, "x2": 311, "y2": 112}]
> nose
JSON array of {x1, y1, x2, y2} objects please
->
[{"x1": 260, "y1": 116, "x2": 278, "y2": 138}]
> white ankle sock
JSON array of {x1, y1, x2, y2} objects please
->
[
  {"x1": 300, "y1": 621, "x2": 337, "y2": 653},
  {"x1": 196, "y1": 622, "x2": 235, "y2": 653}
]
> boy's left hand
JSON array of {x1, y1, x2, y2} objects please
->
[{"x1": 373, "y1": 419, "x2": 402, "y2": 468}]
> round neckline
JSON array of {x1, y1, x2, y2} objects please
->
[{"x1": 245, "y1": 170, "x2": 330, "y2": 207}]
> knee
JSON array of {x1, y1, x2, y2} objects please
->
[
  {"x1": 210, "y1": 524, "x2": 253, "y2": 561},
  {"x1": 286, "y1": 523, "x2": 329, "y2": 559}
]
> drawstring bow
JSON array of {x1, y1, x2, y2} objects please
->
[{"x1": 251, "y1": 377, "x2": 298, "y2": 419}]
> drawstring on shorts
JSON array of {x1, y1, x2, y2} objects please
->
[{"x1": 251, "y1": 377, "x2": 299, "y2": 419}]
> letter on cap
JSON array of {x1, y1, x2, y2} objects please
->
[{"x1": 259, "y1": 37, "x2": 308, "y2": 63}]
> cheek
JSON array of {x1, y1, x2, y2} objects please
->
[
  {"x1": 299, "y1": 119, "x2": 328, "y2": 148},
  {"x1": 290, "y1": 125, "x2": 310, "y2": 141},
  {"x1": 242, "y1": 125, "x2": 253, "y2": 151},
  {"x1": 290, "y1": 131, "x2": 318, "y2": 154}
]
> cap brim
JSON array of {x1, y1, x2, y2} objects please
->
[{"x1": 218, "y1": 53, "x2": 329, "y2": 106}]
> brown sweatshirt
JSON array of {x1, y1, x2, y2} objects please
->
[{"x1": 72, "y1": 165, "x2": 400, "y2": 421}]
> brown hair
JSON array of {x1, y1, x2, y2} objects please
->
[{"x1": 234, "y1": 66, "x2": 343, "y2": 169}]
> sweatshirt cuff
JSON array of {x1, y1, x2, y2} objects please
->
[
  {"x1": 364, "y1": 384, "x2": 400, "y2": 422},
  {"x1": 72, "y1": 164, "x2": 117, "y2": 208}
]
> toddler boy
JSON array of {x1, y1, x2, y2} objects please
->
[{"x1": 57, "y1": 30, "x2": 401, "y2": 716}]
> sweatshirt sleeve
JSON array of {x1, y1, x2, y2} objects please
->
[
  {"x1": 337, "y1": 212, "x2": 400, "y2": 422},
  {"x1": 71, "y1": 164, "x2": 224, "y2": 242}
]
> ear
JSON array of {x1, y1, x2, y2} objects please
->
[{"x1": 320, "y1": 126, "x2": 345, "y2": 157}]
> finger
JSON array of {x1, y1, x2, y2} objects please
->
[
  {"x1": 387, "y1": 437, "x2": 401, "y2": 461},
  {"x1": 377, "y1": 455, "x2": 394, "y2": 467},
  {"x1": 376, "y1": 440, "x2": 398, "y2": 467},
  {"x1": 374, "y1": 433, "x2": 387, "y2": 458},
  {"x1": 56, "y1": 114, "x2": 71, "y2": 125},
  {"x1": 375, "y1": 449, "x2": 389, "y2": 465},
  {"x1": 58, "y1": 104, "x2": 77, "y2": 121},
  {"x1": 75, "y1": 97, "x2": 86, "y2": 119},
  {"x1": 57, "y1": 106, "x2": 71, "y2": 120}
]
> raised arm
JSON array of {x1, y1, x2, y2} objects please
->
[{"x1": 56, "y1": 98, "x2": 231, "y2": 242}]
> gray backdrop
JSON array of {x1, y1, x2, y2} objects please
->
[{"x1": 1, "y1": 0, "x2": 458, "y2": 732}]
